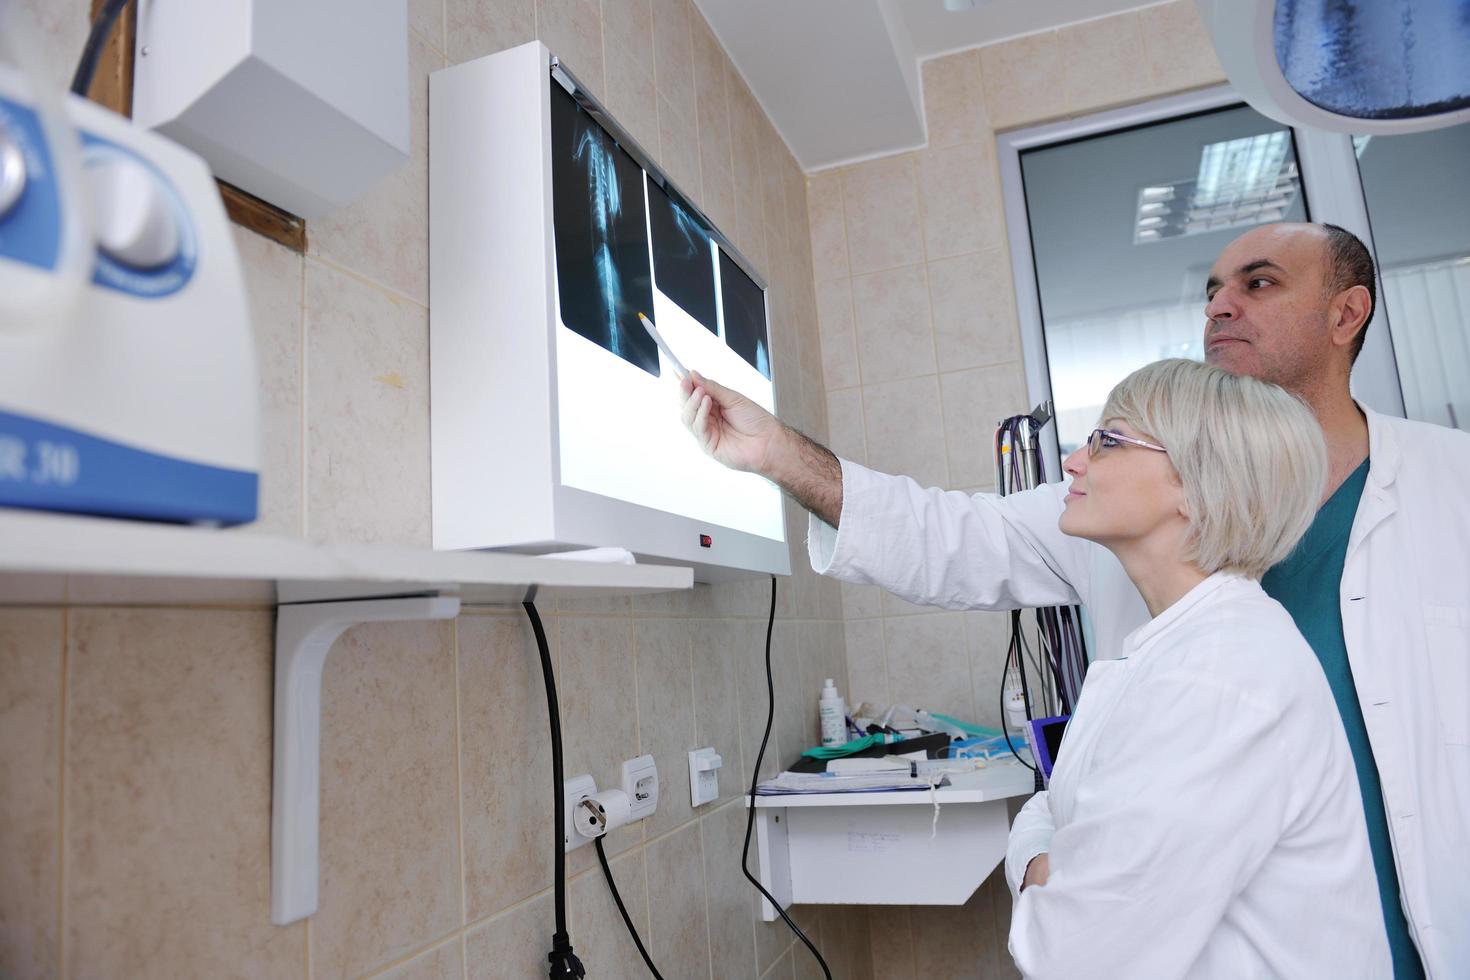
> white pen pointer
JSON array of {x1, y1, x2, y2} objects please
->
[{"x1": 637, "y1": 311, "x2": 689, "y2": 381}]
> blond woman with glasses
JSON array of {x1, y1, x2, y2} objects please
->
[{"x1": 1004, "y1": 358, "x2": 1389, "y2": 978}]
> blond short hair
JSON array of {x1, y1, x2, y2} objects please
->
[{"x1": 1101, "y1": 359, "x2": 1326, "y2": 579}]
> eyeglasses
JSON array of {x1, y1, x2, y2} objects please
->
[{"x1": 1087, "y1": 428, "x2": 1168, "y2": 457}]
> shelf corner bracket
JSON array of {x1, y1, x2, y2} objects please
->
[{"x1": 270, "y1": 594, "x2": 460, "y2": 925}]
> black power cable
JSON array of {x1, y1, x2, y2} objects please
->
[
  {"x1": 742, "y1": 576, "x2": 833, "y2": 979},
  {"x1": 70, "y1": 0, "x2": 132, "y2": 97},
  {"x1": 593, "y1": 836, "x2": 665, "y2": 979},
  {"x1": 524, "y1": 600, "x2": 585, "y2": 980}
]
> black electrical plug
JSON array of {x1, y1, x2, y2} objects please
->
[{"x1": 548, "y1": 931, "x2": 585, "y2": 979}]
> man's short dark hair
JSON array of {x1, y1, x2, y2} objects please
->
[{"x1": 1320, "y1": 223, "x2": 1377, "y2": 361}]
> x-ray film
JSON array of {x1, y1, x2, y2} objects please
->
[
  {"x1": 549, "y1": 83, "x2": 659, "y2": 376},
  {"x1": 719, "y1": 249, "x2": 771, "y2": 380},
  {"x1": 647, "y1": 180, "x2": 719, "y2": 335}
]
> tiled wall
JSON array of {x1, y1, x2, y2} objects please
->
[
  {"x1": 1, "y1": 1, "x2": 864, "y2": 978},
  {"x1": 809, "y1": 0, "x2": 1225, "y2": 731}
]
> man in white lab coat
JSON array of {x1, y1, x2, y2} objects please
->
[{"x1": 678, "y1": 223, "x2": 1469, "y2": 978}]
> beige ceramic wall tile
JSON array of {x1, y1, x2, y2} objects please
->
[
  {"x1": 769, "y1": 621, "x2": 809, "y2": 770},
  {"x1": 633, "y1": 619, "x2": 697, "y2": 836},
  {"x1": 410, "y1": 0, "x2": 444, "y2": 52},
  {"x1": 567, "y1": 847, "x2": 651, "y2": 973},
  {"x1": 603, "y1": 39, "x2": 660, "y2": 156},
  {"x1": 814, "y1": 278, "x2": 860, "y2": 390},
  {"x1": 378, "y1": 937, "x2": 465, "y2": 979},
  {"x1": 602, "y1": 0, "x2": 655, "y2": 67},
  {"x1": 464, "y1": 892, "x2": 551, "y2": 978},
  {"x1": 538, "y1": 0, "x2": 606, "y2": 95},
  {"x1": 445, "y1": 0, "x2": 534, "y2": 65},
  {"x1": 966, "y1": 609, "x2": 1012, "y2": 731},
  {"x1": 910, "y1": 898, "x2": 998, "y2": 979},
  {"x1": 921, "y1": 50, "x2": 990, "y2": 149},
  {"x1": 841, "y1": 580, "x2": 883, "y2": 620},
  {"x1": 305, "y1": 260, "x2": 431, "y2": 546},
  {"x1": 842, "y1": 617, "x2": 888, "y2": 706},
  {"x1": 824, "y1": 386, "x2": 866, "y2": 465},
  {"x1": 691, "y1": 14, "x2": 732, "y2": 175},
  {"x1": 658, "y1": 96, "x2": 704, "y2": 203},
  {"x1": 310, "y1": 34, "x2": 439, "y2": 307},
  {"x1": 980, "y1": 32, "x2": 1067, "y2": 130},
  {"x1": 1058, "y1": 12, "x2": 1154, "y2": 115},
  {"x1": 232, "y1": 225, "x2": 304, "y2": 537},
  {"x1": 884, "y1": 612, "x2": 973, "y2": 719},
  {"x1": 753, "y1": 888, "x2": 792, "y2": 975},
  {"x1": 861, "y1": 375, "x2": 950, "y2": 490},
  {"x1": 734, "y1": 154, "x2": 771, "y2": 274},
  {"x1": 651, "y1": 0, "x2": 696, "y2": 123},
  {"x1": 867, "y1": 906, "x2": 917, "y2": 979},
  {"x1": 458, "y1": 615, "x2": 555, "y2": 921},
  {"x1": 1140, "y1": 0, "x2": 1228, "y2": 93},
  {"x1": 12, "y1": 0, "x2": 88, "y2": 93},
  {"x1": 805, "y1": 171, "x2": 849, "y2": 282},
  {"x1": 700, "y1": 800, "x2": 758, "y2": 977},
  {"x1": 917, "y1": 141, "x2": 1005, "y2": 261},
  {"x1": 850, "y1": 264, "x2": 938, "y2": 384},
  {"x1": 940, "y1": 363, "x2": 1029, "y2": 488},
  {"x1": 733, "y1": 616, "x2": 783, "y2": 784},
  {"x1": 557, "y1": 616, "x2": 640, "y2": 809},
  {"x1": 702, "y1": 160, "x2": 738, "y2": 238},
  {"x1": 841, "y1": 155, "x2": 924, "y2": 276},
  {"x1": 313, "y1": 620, "x2": 460, "y2": 979},
  {"x1": 692, "y1": 620, "x2": 755, "y2": 807},
  {"x1": 645, "y1": 823, "x2": 713, "y2": 975},
  {"x1": 64, "y1": 610, "x2": 304, "y2": 977},
  {"x1": 0, "y1": 610, "x2": 61, "y2": 980},
  {"x1": 928, "y1": 248, "x2": 1021, "y2": 372}
]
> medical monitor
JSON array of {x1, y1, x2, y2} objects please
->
[{"x1": 429, "y1": 42, "x2": 789, "y2": 578}]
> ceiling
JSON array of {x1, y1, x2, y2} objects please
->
[{"x1": 694, "y1": 0, "x2": 1168, "y2": 171}]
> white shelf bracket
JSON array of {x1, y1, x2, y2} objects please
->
[{"x1": 270, "y1": 594, "x2": 461, "y2": 925}]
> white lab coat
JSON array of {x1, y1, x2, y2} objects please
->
[
  {"x1": 807, "y1": 407, "x2": 1470, "y2": 978},
  {"x1": 1010, "y1": 572, "x2": 1388, "y2": 978}
]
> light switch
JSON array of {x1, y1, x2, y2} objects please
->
[{"x1": 688, "y1": 747, "x2": 722, "y2": 807}]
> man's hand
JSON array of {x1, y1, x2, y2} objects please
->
[
  {"x1": 1021, "y1": 853, "x2": 1050, "y2": 891},
  {"x1": 677, "y1": 370, "x2": 845, "y2": 527},
  {"x1": 679, "y1": 371, "x2": 782, "y2": 474}
]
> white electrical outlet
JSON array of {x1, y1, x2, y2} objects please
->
[
  {"x1": 621, "y1": 755, "x2": 659, "y2": 822},
  {"x1": 563, "y1": 774, "x2": 597, "y2": 852},
  {"x1": 688, "y1": 747, "x2": 722, "y2": 807}
]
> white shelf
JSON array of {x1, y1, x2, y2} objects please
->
[
  {"x1": 0, "y1": 509, "x2": 693, "y2": 606},
  {"x1": 746, "y1": 763, "x2": 1034, "y2": 919},
  {"x1": 749, "y1": 764, "x2": 1036, "y2": 808}
]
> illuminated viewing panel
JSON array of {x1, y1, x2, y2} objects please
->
[
  {"x1": 430, "y1": 42, "x2": 788, "y2": 577},
  {"x1": 549, "y1": 83, "x2": 782, "y2": 543}
]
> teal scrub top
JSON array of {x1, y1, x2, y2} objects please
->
[{"x1": 1261, "y1": 458, "x2": 1424, "y2": 978}]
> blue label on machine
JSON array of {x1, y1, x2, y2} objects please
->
[
  {"x1": 0, "y1": 409, "x2": 257, "y2": 525},
  {"x1": 0, "y1": 96, "x2": 63, "y2": 272}
]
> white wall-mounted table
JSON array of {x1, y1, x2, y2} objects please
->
[{"x1": 747, "y1": 763, "x2": 1036, "y2": 920}]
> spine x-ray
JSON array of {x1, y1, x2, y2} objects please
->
[{"x1": 550, "y1": 83, "x2": 659, "y2": 375}]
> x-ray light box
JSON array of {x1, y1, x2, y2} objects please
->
[{"x1": 429, "y1": 42, "x2": 789, "y2": 579}]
